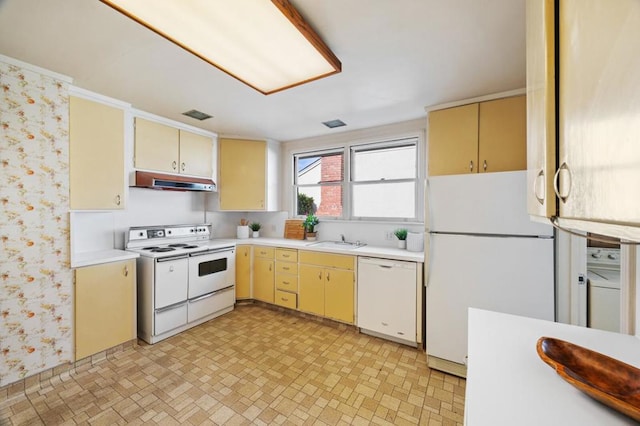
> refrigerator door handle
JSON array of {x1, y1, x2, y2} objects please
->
[{"x1": 425, "y1": 232, "x2": 432, "y2": 288}]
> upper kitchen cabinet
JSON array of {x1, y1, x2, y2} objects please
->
[
  {"x1": 428, "y1": 96, "x2": 526, "y2": 176},
  {"x1": 218, "y1": 138, "x2": 268, "y2": 211},
  {"x1": 134, "y1": 117, "x2": 213, "y2": 178},
  {"x1": 526, "y1": 0, "x2": 556, "y2": 219},
  {"x1": 527, "y1": 0, "x2": 640, "y2": 237},
  {"x1": 69, "y1": 91, "x2": 128, "y2": 210}
]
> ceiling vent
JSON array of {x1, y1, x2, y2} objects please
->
[
  {"x1": 182, "y1": 109, "x2": 212, "y2": 121},
  {"x1": 322, "y1": 119, "x2": 346, "y2": 129}
]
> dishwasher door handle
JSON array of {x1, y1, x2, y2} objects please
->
[{"x1": 378, "y1": 265, "x2": 392, "y2": 269}]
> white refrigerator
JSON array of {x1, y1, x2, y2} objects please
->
[{"x1": 425, "y1": 171, "x2": 554, "y2": 377}]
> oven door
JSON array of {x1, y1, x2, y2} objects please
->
[{"x1": 188, "y1": 247, "x2": 235, "y2": 298}]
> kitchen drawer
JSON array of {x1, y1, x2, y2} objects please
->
[
  {"x1": 254, "y1": 246, "x2": 275, "y2": 259},
  {"x1": 155, "y1": 302, "x2": 187, "y2": 335},
  {"x1": 187, "y1": 286, "x2": 235, "y2": 322},
  {"x1": 276, "y1": 248, "x2": 298, "y2": 262},
  {"x1": 276, "y1": 261, "x2": 298, "y2": 275},
  {"x1": 276, "y1": 273, "x2": 298, "y2": 292},
  {"x1": 275, "y1": 290, "x2": 297, "y2": 310},
  {"x1": 299, "y1": 251, "x2": 354, "y2": 270}
]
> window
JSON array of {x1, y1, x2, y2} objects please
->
[
  {"x1": 293, "y1": 136, "x2": 420, "y2": 221},
  {"x1": 351, "y1": 138, "x2": 418, "y2": 219},
  {"x1": 294, "y1": 150, "x2": 344, "y2": 217}
]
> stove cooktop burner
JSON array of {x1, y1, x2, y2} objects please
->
[
  {"x1": 168, "y1": 243, "x2": 189, "y2": 247},
  {"x1": 183, "y1": 245, "x2": 199, "y2": 249},
  {"x1": 151, "y1": 247, "x2": 176, "y2": 253},
  {"x1": 142, "y1": 246, "x2": 160, "y2": 250}
]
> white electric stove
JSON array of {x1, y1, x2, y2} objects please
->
[{"x1": 126, "y1": 224, "x2": 236, "y2": 344}]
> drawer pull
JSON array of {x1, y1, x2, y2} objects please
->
[
  {"x1": 283, "y1": 267, "x2": 290, "y2": 271},
  {"x1": 397, "y1": 332, "x2": 405, "y2": 335},
  {"x1": 381, "y1": 322, "x2": 388, "y2": 326},
  {"x1": 282, "y1": 281, "x2": 290, "y2": 285},
  {"x1": 282, "y1": 254, "x2": 290, "y2": 258},
  {"x1": 281, "y1": 297, "x2": 289, "y2": 302}
]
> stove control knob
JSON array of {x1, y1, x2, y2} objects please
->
[
  {"x1": 591, "y1": 251, "x2": 602, "y2": 258},
  {"x1": 608, "y1": 253, "x2": 618, "y2": 260}
]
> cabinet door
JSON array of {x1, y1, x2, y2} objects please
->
[
  {"x1": 253, "y1": 258, "x2": 274, "y2": 303},
  {"x1": 324, "y1": 268, "x2": 354, "y2": 324},
  {"x1": 478, "y1": 96, "x2": 527, "y2": 173},
  {"x1": 299, "y1": 264, "x2": 324, "y2": 316},
  {"x1": 428, "y1": 103, "x2": 479, "y2": 176},
  {"x1": 134, "y1": 118, "x2": 179, "y2": 173},
  {"x1": 69, "y1": 96, "x2": 125, "y2": 209},
  {"x1": 235, "y1": 245, "x2": 251, "y2": 299},
  {"x1": 75, "y1": 260, "x2": 135, "y2": 360},
  {"x1": 179, "y1": 130, "x2": 213, "y2": 177},
  {"x1": 526, "y1": 0, "x2": 556, "y2": 218},
  {"x1": 219, "y1": 138, "x2": 266, "y2": 210},
  {"x1": 558, "y1": 0, "x2": 640, "y2": 224}
]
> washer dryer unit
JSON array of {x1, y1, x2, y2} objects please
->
[{"x1": 587, "y1": 247, "x2": 621, "y2": 333}]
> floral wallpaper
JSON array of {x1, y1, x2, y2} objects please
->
[{"x1": 0, "y1": 59, "x2": 72, "y2": 386}]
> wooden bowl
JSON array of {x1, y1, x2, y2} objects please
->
[{"x1": 536, "y1": 336, "x2": 640, "y2": 422}]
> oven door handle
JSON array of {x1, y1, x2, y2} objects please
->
[
  {"x1": 156, "y1": 255, "x2": 189, "y2": 262},
  {"x1": 189, "y1": 285, "x2": 235, "y2": 303},
  {"x1": 155, "y1": 301, "x2": 187, "y2": 313},
  {"x1": 189, "y1": 247, "x2": 235, "y2": 257}
]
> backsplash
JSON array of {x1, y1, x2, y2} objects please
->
[{"x1": 0, "y1": 59, "x2": 73, "y2": 385}]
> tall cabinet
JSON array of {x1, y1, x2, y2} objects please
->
[{"x1": 527, "y1": 0, "x2": 640, "y2": 235}]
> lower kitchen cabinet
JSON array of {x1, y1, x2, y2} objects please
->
[
  {"x1": 324, "y1": 268, "x2": 354, "y2": 323},
  {"x1": 298, "y1": 251, "x2": 355, "y2": 324},
  {"x1": 75, "y1": 259, "x2": 136, "y2": 360},
  {"x1": 275, "y1": 248, "x2": 298, "y2": 309},
  {"x1": 235, "y1": 245, "x2": 251, "y2": 299},
  {"x1": 253, "y1": 246, "x2": 274, "y2": 303},
  {"x1": 299, "y1": 264, "x2": 325, "y2": 316}
]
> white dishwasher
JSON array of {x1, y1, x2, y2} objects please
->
[{"x1": 357, "y1": 257, "x2": 417, "y2": 345}]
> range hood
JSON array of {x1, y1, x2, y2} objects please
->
[{"x1": 134, "y1": 171, "x2": 216, "y2": 192}]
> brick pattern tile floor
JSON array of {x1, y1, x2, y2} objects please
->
[{"x1": 0, "y1": 304, "x2": 465, "y2": 425}]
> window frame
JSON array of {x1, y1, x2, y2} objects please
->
[
  {"x1": 291, "y1": 133, "x2": 424, "y2": 222},
  {"x1": 293, "y1": 147, "x2": 346, "y2": 218},
  {"x1": 349, "y1": 137, "x2": 420, "y2": 221}
]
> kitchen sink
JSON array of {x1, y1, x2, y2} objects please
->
[{"x1": 307, "y1": 241, "x2": 367, "y2": 250}]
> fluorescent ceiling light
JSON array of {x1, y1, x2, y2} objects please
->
[{"x1": 100, "y1": 0, "x2": 342, "y2": 95}]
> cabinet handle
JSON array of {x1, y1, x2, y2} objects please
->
[
  {"x1": 181, "y1": 162, "x2": 186, "y2": 171},
  {"x1": 534, "y1": 169, "x2": 545, "y2": 205},
  {"x1": 318, "y1": 272, "x2": 322, "y2": 280},
  {"x1": 269, "y1": 264, "x2": 272, "y2": 272},
  {"x1": 172, "y1": 161, "x2": 177, "y2": 170},
  {"x1": 326, "y1": 272, "x2": 330, "y2": 282},
  {"x1": 469, "y1": 160, "x2": 474, "y2": 172},
  {"x1": 483, "y1": 160, "x2": 487, "y2": 172},
  {"x1": 244, "y1": 251, "x2": 248, "y2": 257},
  {"x1": 123, "y1": 266, "x2": 129, "y2": 277},
  {"x1": 553, "y1": 162, "x2": 572, "y2": 204},
  {"x1": 115, "y1": 194, "x2": 121, "y2": 206}
]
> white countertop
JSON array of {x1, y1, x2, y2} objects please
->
[
  {"x1": 227, "y1": 237, "x2": 424, "y2": 262},
  {"x1": 466, "y1": 308, "x2": 640, "y2": 425},
  {"x1": 72, "y1": 237, "x2": 423, "y2": 268},
  {"x1": 72, "y1": 249, "x2": 139, "y2": 268}
]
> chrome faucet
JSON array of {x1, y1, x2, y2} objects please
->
[{"x1": 340, "y1": 234, "x2": 345, "y2": 243}]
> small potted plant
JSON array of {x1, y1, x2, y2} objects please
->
[
  {"x1": 304, "y1": 214, "x2": 319, "y2": 241},
  {"x1": 249, "y1": 222, "x2": 261, "y2": 238},
  {"x1": 394, "y1": 228, "x2": 408, "y2": 249}
]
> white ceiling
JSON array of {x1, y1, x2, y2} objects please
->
[{"x1": 0, "y1": 0, "x2": 526, "y2": 142}]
